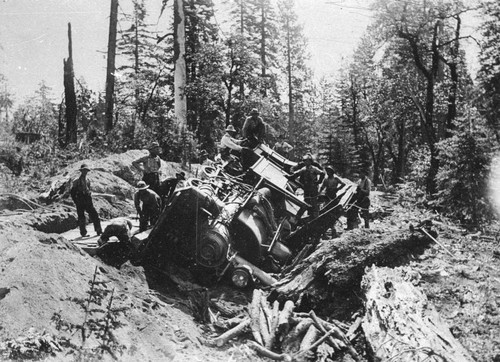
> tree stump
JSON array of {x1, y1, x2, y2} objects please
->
[{"x1": 361, "y1": 266, "x2": 473, "y2": 362}]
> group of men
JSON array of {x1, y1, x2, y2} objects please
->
[
  {"x1": 71, "y1": 107, "x2": 372, "y2": 252},
  {"x1": 218, "y1": 107, "x2": 372, "y2": 229},
  {"x1": 288, "y1": 154, "x2": 371, "y2": 228},
  {"x1": 70, "y1": 141, "x2": 186, "y2": 249}
]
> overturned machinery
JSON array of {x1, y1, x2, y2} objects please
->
[{"x1": 135, "y1": 144, "x2": 359, "y2": 288}]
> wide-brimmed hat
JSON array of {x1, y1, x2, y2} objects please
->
[
  {"x1": 137, "y1": 181, "x2": 149, "y2": 190},
  {"x1": 250, "y1": 108, "x2": 259, "y2": 115},
  {"x1": 79, "y1": 164, "x2": 90, "y2": 172},
  {"x1": 225, "y1": 125, "x2": 236, "y2": 133},
  {"x1": 176, "y1": 172, "x2": 186, "y2": 180},
  {"x1": 149, "y1": 141, "x2": 160, "y2": 150}
]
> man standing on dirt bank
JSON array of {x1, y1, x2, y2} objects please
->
[
  {"x1": 133, "y1": 141, "x2": 162, "y2": 195},
  {"x1": 290, "y1": 154, "x2": 325, "y2": 218},
  {"x1": 134, "y1": 181, "x2": 162, "y2": 232},
  {"x1": 70, "y1": 164, "x2": 102, "y2": 237},
  {"x1": 242, "y1": 108, "x2": 265, "y2": 148}
]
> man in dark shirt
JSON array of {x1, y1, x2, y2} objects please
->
[
  {"x1": 290, "y1": 154, "x2": 325, "y2": 218},
  {"x1": 70, "y1": 164, "x2": 102, "y2": 237},
  {"x1": 159, "y1": 172, "x2": 185, "y2": 201},
  {"x1": 134, "y1": 181, "x2": 162, "y2": 232},
  {"x1": 242, "y1": 108, "x2": 265, "y2": 148}
]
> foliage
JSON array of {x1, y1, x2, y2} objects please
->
[
  {"x1": 51, "y1": 266, "x2": 126, "y2": 360},
  {"x1": 0, "y1": 329, "x2": 61, "y2": 360},
  {"x1": 0, "y1": 74, "x2": 15, "y2": 125},
  {"x1": 477, "y1": 0, "x2": 500, "y2": 140},
  {"x1": 434, "y1": 114, "x2": 496, "y2": 228},
  {"x1": 12, "y1": 81, "x2": 57, "y2": 137}
]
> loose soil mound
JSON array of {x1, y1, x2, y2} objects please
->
[{"x1": 0, "y1": 224, "x2": 259, "y2": 361}]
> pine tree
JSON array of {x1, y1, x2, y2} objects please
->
[{"x1": 477, "y1": 0, "x2": 500, "y2": 141}]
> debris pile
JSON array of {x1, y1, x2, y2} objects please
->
[{"x1": 209, "y1": 288, "x2": 362, "y2": 361}]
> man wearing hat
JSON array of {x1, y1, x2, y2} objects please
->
[
  {"x1": 134, "y1": 181, "x2": 162, "y2": 232},
  {"x1": 289, "y1": 154, "x2": 325, "y2": 218},
  {"x1": 132, "y1": 141, "x2": 162, "y2": 195},
  {"x1": 159, "y1": 171, "x2": 186, "y2": 201},
  {"x1": 70, "y1": 164, "x2": 103, "y2": 237},
  {"x1": 220, "y1": 124, "x2": 243, "y2": 160},
  {"x1": 242, "y1": 108, "x2": 265, "y2": 148},
  {"x1": 273, "y1": 134, "x2": 293, "y2": 159}
]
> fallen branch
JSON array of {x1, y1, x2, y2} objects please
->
[
  {"x1": 294, "y1": 326, "x2": 338, "y2": 358},
  {"x1": 310, "y1": 311, "x2": 360, "y2": 361},
  {"x1": 418, "y1": 227, "x2": 454, "y2": 257},
  {"x1": 212, "y1": 318, "x2": 251, "y2": 347},
  {"x1": 248, "y1": 340, "x2": 292, "y2": 362}
]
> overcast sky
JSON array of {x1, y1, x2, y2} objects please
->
[{"x1": 0, "y1": 0, "x2": 480, "y2": 105}]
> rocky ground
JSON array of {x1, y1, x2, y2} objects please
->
[{"x1": 0, "y1": 150, "x2": 499, "y2": 361}]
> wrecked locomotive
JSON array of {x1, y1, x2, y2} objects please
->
[{"x1": 135, "y1": 144, "x2": 358, "y2": 288}]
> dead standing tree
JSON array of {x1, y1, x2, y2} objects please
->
[
  {"x1": 104, "y1": 0, "x2": 119, "y2": 133},
  {"x1": 63, "y1": 22, "x2": 77, "y2": 146}
]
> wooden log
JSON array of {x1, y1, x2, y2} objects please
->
[
  {"x1": 362, "y1": 266, "x2": 474, "y2": 362},
  {"x1": 308, "y1": 311, "x2": 343, "y2": 351},
  {"x1": 273, "y1": 227, "x2": 433, "y2": 312},
  {"x1": 248, "y1": 340, "x2": 292, "y2": 362},
  {"x1": 295, "y1": 326, "x2": 339, "y2": 359},
  {"x1": 287, "y1": 318, "x2": 313, "y2": 342},
  {"x1": 250, "y1": 289, "x2": 264, "y2": 345},
  {"x1": 212, "y1": 318, "x2": 251, "y2": 347},
  {"x1": 267, "y1": 300, "x2": 280, "y2": 349},
  {"x1": 259, "y1": 306, "x2": 271, "y2": 348},
  {"x1": 299, "y1": 324, "x2": 320, "y2": 351},
  {"x1": 277, "y1": 300, "x2": 295, "y2": 335},
  {"x1": 260, "y1": 294, "x2": 273, "y2": 333}
]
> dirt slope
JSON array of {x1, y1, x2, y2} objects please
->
[{"x1": 0, "y1": 223, "x2": 260, "y2": 361}]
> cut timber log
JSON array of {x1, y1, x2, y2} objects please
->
[
  {"x1": 361, "y1": 266, "x2": 474, "y2": 362},
  {"x1": 272, "y1": 227, "x2": 432, "y2": 313},
  {"x1": 277, "y1": 300, "x2": 295, "y2": 335},
  {"x1": 250, "y1": 289, "x2": 264, "y2": 345},
  {"x1": 212, "y1": 318, "x2": 251, "y2": 347},
  {"x1": 248, "y1": 341, "x2": 292, "y2": 361}
]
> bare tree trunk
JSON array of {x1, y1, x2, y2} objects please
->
[
  {"x1": 260, "y1": 0, "x2": 267, "y2": 97},
  {"x1": 286, "y1": 18, "x2": 294, "y2": 156},
  {"x1": 104, "y1": 0, "x2": 118, "y2": 132},
  {"x1": 63, "y1": 22, "x2": 77, "y2": 145},
  {"x1": 174, "y1": 0, "x2": 187, "y2": 126}
]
